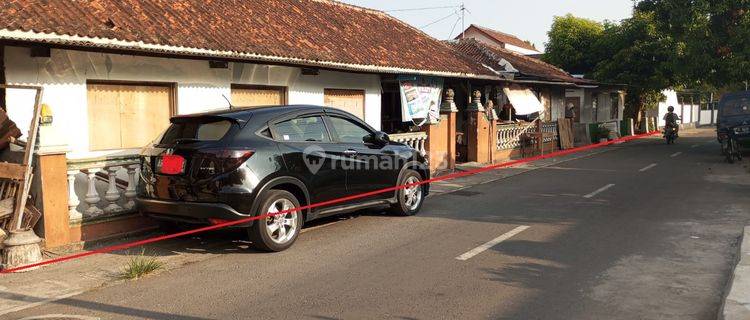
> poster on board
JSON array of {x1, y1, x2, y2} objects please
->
[{"x1": 399, "y1": 76, "x2": 443, "y2": 124}]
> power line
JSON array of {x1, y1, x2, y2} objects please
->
[
  {"x1": 385, "y1": 5, "x2": 458, "y2": 13},
  {"x1": 420, "y1": 11, "x2": 459, "y2": 29},
  {"x1": 448, "y1": 15, "x2": 462, "y2": 39}
]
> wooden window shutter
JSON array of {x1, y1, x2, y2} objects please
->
[
  {"x1": 231, "y1": 85, "x2": 286, "y2": 108},
  {"x1": 87, "y1": 83, "x2": 172, "y2": 150},
  {"x1": 324, "y1": 89, "x2": 365, "y2": 119}
]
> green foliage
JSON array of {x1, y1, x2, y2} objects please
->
[
  {"x1": 636, "y1": 0, "x2": 750, "y2": 88},
  {"x1": 544, "y1": 14, "x2": 604, "y2": 75},
  {"x1": 544, "y1": 2, "x2": 749, "y2": 120},
  {"x1": 120, "y1": 253, "x2": 164, "y2": 280}
]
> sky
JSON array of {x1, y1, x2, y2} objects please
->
[{"x1": 339, "y1": 0, "x2": 635, "y2": 51}]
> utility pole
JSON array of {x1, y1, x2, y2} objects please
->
[{"x1": 460, "y1": 3, "x2": 465, "y2": 39}]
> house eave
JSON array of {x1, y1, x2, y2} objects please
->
[{"x1": 0, "y1": 28, "x2": 500, "y2": 81}]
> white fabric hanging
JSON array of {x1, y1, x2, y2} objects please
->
[{"x1": 503, "y1": 85, "x2": 544, "y2": 115}]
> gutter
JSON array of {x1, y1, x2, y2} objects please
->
[{"x1": 0, "y1": 28, "x2": 501, "y2": 81}]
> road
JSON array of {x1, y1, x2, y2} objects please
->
[{"x1": 5, "y1": 128, "x2": 750, "y2": 320}]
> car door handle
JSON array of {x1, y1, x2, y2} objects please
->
[{"x1": 343, "y1": 149, "x2": 358, "y2": 156}]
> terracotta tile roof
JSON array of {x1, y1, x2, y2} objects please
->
[
  {"x1": 0, "y1": 0, "x2": 496, "y2": 78},
  {"x1": 448, "y1": 38, "x2": 590, "y2": 84},
  {"x1": 460, "y1": 24, "x2": 539, "y2": 52}
]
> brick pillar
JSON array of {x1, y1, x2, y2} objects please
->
[
  {"x1": 440, "y1": 89, "x2": 458, "y2": 171},
  {"x1": 466, "y1": 90, "x2": 491, "y2": 164}
]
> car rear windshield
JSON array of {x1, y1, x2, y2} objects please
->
[
  {"x1": 722, "y1": 96, "x2": 750, "y2": 116},
  {"x1": 159, "y1": 119, "x2": 233, "y2": 144}
]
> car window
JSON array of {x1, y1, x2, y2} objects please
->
[
  {"x1": 274, "y1": 116, "x2": 330, "y2": 142},
  {"x1": 160, "y1": 119, "x2": 233, "y2": 144},
  {"x1": 329, "y1": 116, "x2": 371, "y2": 144},
  {"x1": 722, "y1": 96, "x2": 750, "y2": 116}
]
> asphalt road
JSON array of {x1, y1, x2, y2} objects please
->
[{"x1": 5, "y1": 128, "x2": 750, "y2": 320}]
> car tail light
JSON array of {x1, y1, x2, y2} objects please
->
[
  {"x1": 157, "y1": 154, "x2": 186, "y2": 175},
  {"x1": 195, "y1": 149, "x2": 254, "y2": 178}
]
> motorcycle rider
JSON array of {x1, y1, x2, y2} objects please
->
[{"x1": 663, "y1": 106, "x2": 681, "y2": 137}]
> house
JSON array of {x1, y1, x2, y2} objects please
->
[
  {"x1": 0, "y1": 0, "x2": 497, "y2": 250},
  {"x1": 446, "y1": 38, "x2": 627, "y2": 159},
  {"x1": 456, "y1": 26, "x2": 627, "y2": 140},
  {"x1": 457, "y1": 24, "x2": 542, "y2": 55}
]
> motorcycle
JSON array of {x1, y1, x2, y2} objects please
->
[
  {"x1": 664, "y1": 126, "x2": 677, "y2": 144},
  {"x1": 720, "y1": 133, "x2": 741, "y2": 163}
]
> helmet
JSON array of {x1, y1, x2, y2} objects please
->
[{"x1": 668, "y1": 106, "x2": 674, "y2": 112}]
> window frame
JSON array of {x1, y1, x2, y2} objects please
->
[
  {"x1": 268, "y1": 112, "x2": 334, "y2": 144},
  {"x1": 323, "y1": 88, "x2": 366, "y2": 119},
  {"x1": 86, "y1": 79, "x2": 177, "y2": 151},
  {"x1": 323, "y1": 112, "x2": 375, "y2": 145},
  {"x1": 230, "y1": 84, "x2": 288, "y2": 107}
]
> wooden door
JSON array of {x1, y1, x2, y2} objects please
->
[
  {"x1": 231, "y1": 85, "x2": 286, "y2": 108},
  {"x1": 566, "y1": 97, "x2": 581, "y2": 123},
  {"x1": 324, "y1": 89, "x2": 365, "y2": 119},
  {"x1": 87, "y1": 83, "x2": 173, "y2": 150}
]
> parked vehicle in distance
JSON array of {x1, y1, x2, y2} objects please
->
[
  {"x1": 717, "y1": 91, "x2": 750, "y2": 163},
  {"x1": 137, "y1": 105, "x2": 429, "y2": 251}
]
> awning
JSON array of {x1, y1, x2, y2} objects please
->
[{"x1": 503, "y1": 85, "x2": 544, "y2": 115}]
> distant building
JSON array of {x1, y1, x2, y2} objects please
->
[{"x1": 456, "y1": 24, "x2": 542, "y2": 55}]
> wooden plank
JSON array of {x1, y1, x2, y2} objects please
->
[
  {"x1": 120, "y1": 85, "x2": 172, "y2": 149},
  {"x1": 88, "y1": 84, "x2": 123, "y2": 150},
  {"x1": 558, "y1": 119, "x2": 575, "y2": 150},
  {"x1": 88, "y1": 83, "x2": 172, "y2": 150},
  {"x1": 231, "y1": 86, "x2": 284, "y2": 108},
  {"x1": 0, "y1": 162, "x2": 25, "y2": 180},
  {"x1": 324, "y1": 89, "x2": 365, "y2": 119}
]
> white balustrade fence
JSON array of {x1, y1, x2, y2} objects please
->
[
  {"x1": 497, "y1": 121, "x2": 559, "y2": 150},
  {"x1": 67, "y1": 156, "x2": 141, "y2": 222},
  {"x1": 390, "y1": 132, "x2": 428, "y2": 157}
]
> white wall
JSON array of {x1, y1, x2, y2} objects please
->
[
  {"x1": 658, "y1": 89, "x2": 679, "y2": 127},
  {"x1": 504, "y1": 43, "x2": 541, "y2": 55},
  {"x1": 4, "y1": 46, "x2": 382, "y2": 159}
]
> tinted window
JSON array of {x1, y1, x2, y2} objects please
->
[
  {"x1": 274, "y1": 116, "x2": 330, "y2": 142},
  {"x1": 722, "y1": 96, "x2": 750, "y2": 116},
  {"x1": 329, "y1": 116, "x2": 371, "y2": 143},
  {"x1": 160, "y1": 119, "x2": 233, "y2": 144}
]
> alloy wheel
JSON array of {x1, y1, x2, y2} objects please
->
[{"x1": 264, "y1": 198, "x2": 298, "y2": 244}]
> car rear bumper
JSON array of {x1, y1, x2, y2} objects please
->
[{"x1": 136, "y1": 197, "x2": 253, "y2": 226}]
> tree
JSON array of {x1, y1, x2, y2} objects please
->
[
  {"x1": 543, "y1": 14, "x2": 604, "y2": 75},
  {"x1": 636, "y1": 0, "x2": 750, "y2": 88},
  {"x1": 592, "y1": 12, "x2": 675, "y2": 120}
]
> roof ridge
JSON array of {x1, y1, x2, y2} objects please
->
[
  {"x1": 309, "y1": 0, "x2": 388, "y2": 16},
  {"x1": 483, "y1": 41, "x2": 572, "y2": 76},
  {"x1": 473, "y1": 24, "x2": 517, "y2": 39}
]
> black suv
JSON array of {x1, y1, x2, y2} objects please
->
[{"x1": 137, "y1": 105, "x2": 429, "y2": 251}]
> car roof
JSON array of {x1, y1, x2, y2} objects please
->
[
  {"x1": 721, "y1": 91, "x2": 750, "y2": 102},
  {"x1": 171, "y1": 105, "x2": 325, "y2": 123}
]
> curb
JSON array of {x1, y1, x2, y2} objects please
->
[{"x1": 720, "y1": 226, "x2": 750, "y2": 320}]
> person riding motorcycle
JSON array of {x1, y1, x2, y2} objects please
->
[{"x1": 663, "y1": 106, "x2": 681, "y2": 137}]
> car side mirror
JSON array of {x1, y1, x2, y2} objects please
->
[{"x1": 364, "y1": 131, "x2": 390, "y2": 146}]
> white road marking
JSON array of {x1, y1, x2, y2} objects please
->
[
  {"x1": 583, "y1": 184, "x2": 616, "y2": 199},
  {"x1": 0, "y1": 291, "x2": 84, "y2": 317},
  {"x1": 455, "y1": 226, "x2": 530, "y2": 261},
  {"x1": 691, "y1": 144, "x2": 701, "y2": 148},
  {"x1": 670, "y1": 152, "x2": 683, "y2": 157},
  {"x1": 639, "y1": 163, "x2": 658, "y2": 172}
]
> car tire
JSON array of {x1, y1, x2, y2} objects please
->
[
  {"x1": 389, "y1": 170, "x2": 425, "y2": 216},
  {"x1": 248, "y1": 189, "x2": 303, "y2": 252}
]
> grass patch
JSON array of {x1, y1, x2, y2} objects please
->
[{"x1": 120, "y1": 253, "x2": 164, "y2": 280}]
